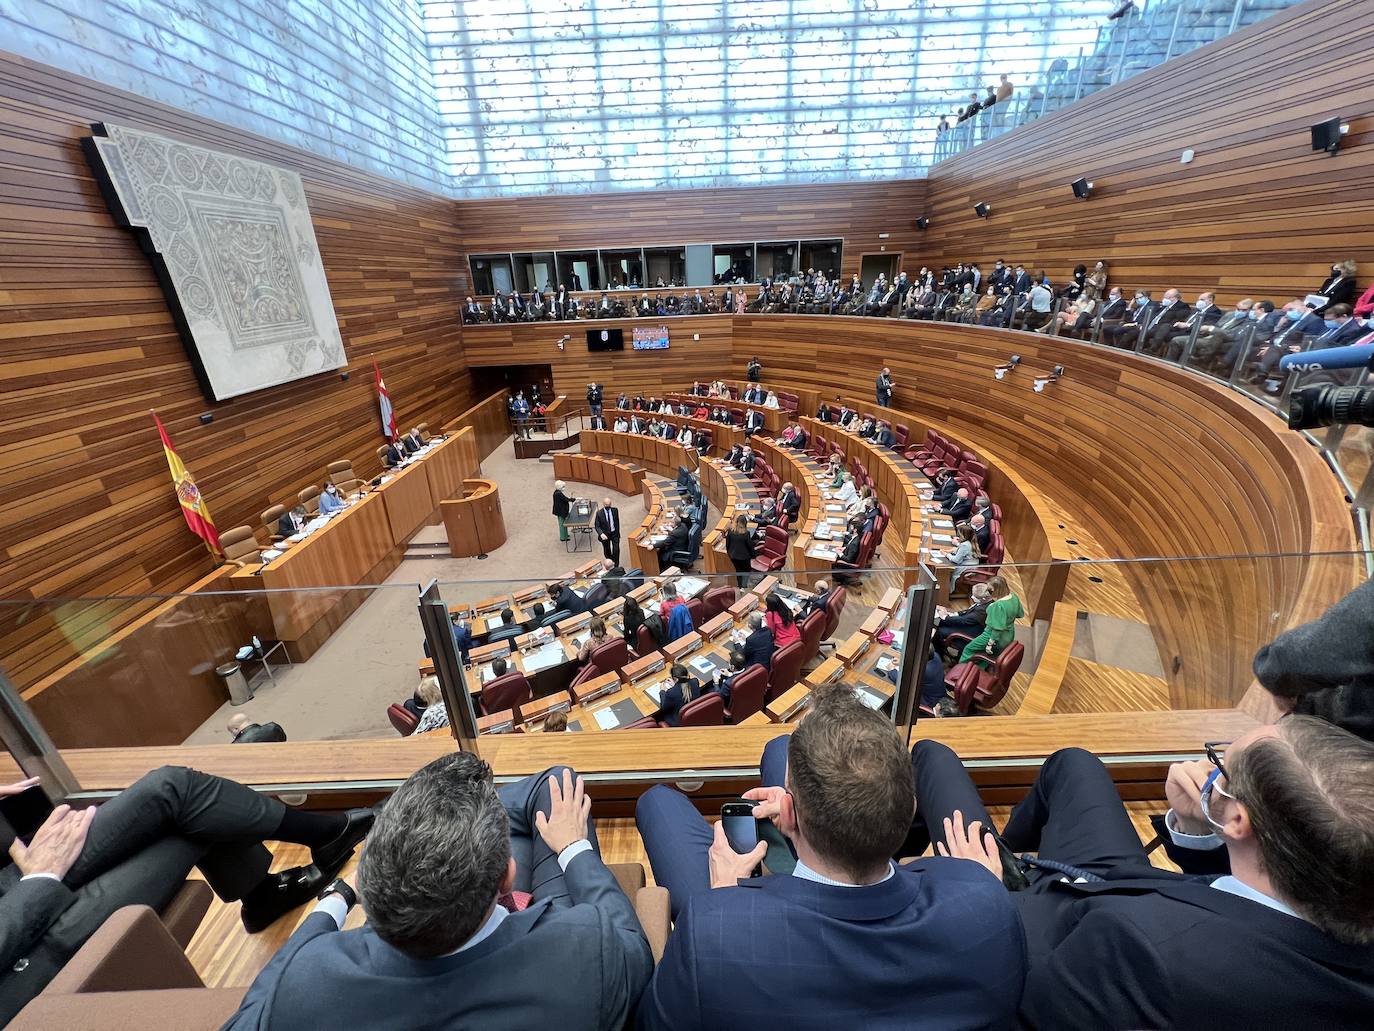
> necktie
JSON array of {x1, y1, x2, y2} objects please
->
[{"x1": 497, "y1": 890, "x2": 533, "y2": 911}]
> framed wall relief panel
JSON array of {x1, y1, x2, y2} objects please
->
[{"x1": 83, "y1": 122, "x2": 347, "y2": 401}]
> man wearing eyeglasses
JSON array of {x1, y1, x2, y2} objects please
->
[{"x1": 909, "y1": 716, "x2": 1374, "y2": 1029}]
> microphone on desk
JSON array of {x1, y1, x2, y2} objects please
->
[{"x1": 1277, "y1": 338, "x2": 1374, "y2": 372}]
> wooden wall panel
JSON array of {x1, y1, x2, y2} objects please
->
[
  {"x1": 921, "y1": 0, "x2": 1374, "y2": 303},
  {"x1": 0, "y1": 52, "x2": 473, "y2": 691},
  {"x1": 451, "y1": 180, "x2": 927, "y2": 292},
  {"x1": 734, "y1": 315, "x2": 1359, "y2": 709},
  {"x1": 461, "y1": 315, "x2": 737, "y2": 402}
]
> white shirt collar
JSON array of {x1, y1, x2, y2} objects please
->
[
  {"x1": 792, "y1": 859, "x2": 895, "y2": 887},
  {"x1": 1210, "y1": 875, "x2": 1303, "y2": 921},
  {"x1": 441, "y1": 900, "x2": 509, "y2": 956}
]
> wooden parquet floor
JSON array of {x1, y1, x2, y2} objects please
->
[{"x1": 185, "y1": 806, "x2": 1176, "y2": 989}]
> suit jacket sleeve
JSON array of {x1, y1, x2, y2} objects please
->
[
  {"x1": 222, "y1": 911, "x2": 339, "y2": 1030},
  {"x1": 562, "y1": 848, "x2": 654, "y2": 1028},
  {"x1": 0, "y1": 875, "x2": 76, "y2": 973},
  {"x1": 636, "y1": 900, "x2": 703, "y2": 1030},
  {"x1": 1020, "y1": 906, "x2": 1172, "y2": 1030}
]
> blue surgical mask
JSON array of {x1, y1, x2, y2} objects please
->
[
  {"x1": 1324, "y1": 319, "x2": 1339, "y2": 331},
  {"x1": 1287, "y1": 309, "x2": 1303, "y2": 322},
  {"x1": 1136, "y1": 297, "x2": 1148, "y2": 307}
]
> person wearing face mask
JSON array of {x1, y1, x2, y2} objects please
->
[
  {"x1": 1252, "y1": 301, "x2": 1328, "y2": 380},
  {"x1": 1312, "y1": 259, "x2": 1358, "y2": 315},
  {"x1": 1073, "y1": 285, "x2": 1126, "y2": 338},
  {"x1": 1189, "y1": 297, "x2": 1255, "y2": 367},
  {"x1": 318, "y1": 480, "x2": 346, "y2": 516},
  {"x1": 1101, "y1": 290, "x2": 1155, "y2": 348},
  {"x1": 1218, "y1": 300, "x2": 1282, "y2": 370}
]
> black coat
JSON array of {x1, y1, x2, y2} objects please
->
[
  {"x1": 594, "y1": 506, "x2": 621, "y2": 540},
  {"x1": 552, "y1": 490, "x2": 572, "y2": 518},
  {"x1": 725, "y1": 529, "x2": 756, "y2": 562},
  {"x1": 741, "y1": 626, "x2": 776, "y2": 670}
]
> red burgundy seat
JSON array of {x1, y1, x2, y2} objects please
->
[
  {"x1": 701, "y1": 586, "x2": 736, "y2": 620},
  {"x1": 766, "y1": 641, "x2": 806, "y2": 702},
  {"x1": 663, "y1": 692, "x2": 725, "y2": 727},
  {"x1": 946, "y1": 642, "x2": 1025, "y2": 714},
  {"x1": 724, "y1": 665, "x2": 769, "y2": 722},
  {"x1": 481, "y1": 670, "x2": 533, "y2": 716},
  {"x1": 387, "y1": 703, "x2": 418, "y2": 736}
]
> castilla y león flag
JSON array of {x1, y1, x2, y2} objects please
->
[
  {"x1": 375, "y1": 360, "x2": 398, "y2": 441},
  {"x1": 152, "y1": 412, "x2": 222, "y2": 557}
]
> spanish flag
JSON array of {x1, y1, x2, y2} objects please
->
[{"x1": 152, "y1": 412, "x2": 222, "y2": 557}]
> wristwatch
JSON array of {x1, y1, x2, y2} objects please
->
[{"x1": 319, "y1": 878, "x2": 357, "y2": 909}]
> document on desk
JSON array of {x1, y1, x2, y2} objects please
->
[
  {"x1": 523, "y1": 642, "x2": 567, "y2": 673},
  {"x1": 808, "y1": 547, "x2": 839, "y2": 560},
  {"x1": 593, "y1": 708, "x2": 621, "y2": 731},
  {"x1": 678, "y1": 576, "x2": 709, "y2": 597},
  {"x1": 644, "y1": 681, "x2": 666, "y2": 706},
  {"x1": 930, "y1": 533, "x2": 955, "y2": 543},
  {"x1": 483, "y1": 615, "x2": 505, "y2": 633},
  {"x1": 855, "y1": 685, "x2": 886, "y2": 710},
  {"x1": 825, "y1": 503, "x2": 845, "y2": 513}
]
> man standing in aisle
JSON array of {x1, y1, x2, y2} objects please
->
[
  {"x1": 594, "y1": 497, "x2": 621, "y2": 565},
  {"x1": 875, "y1": 367, "x2": 894, "y2": 407},
  {"x1": 512, "y1": 391, "x2": 532, "y2": 439},
  {"x1": 586, "y1": 382, "x2": 603, "y2": 420}
]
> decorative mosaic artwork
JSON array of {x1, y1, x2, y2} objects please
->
[{"x1": 85, "y1": 123, "x2": 346, "y2": 400}]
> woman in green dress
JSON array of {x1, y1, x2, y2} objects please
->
[{"x1": 958, "y1": 575, "x2": 1023, "y2": 664}]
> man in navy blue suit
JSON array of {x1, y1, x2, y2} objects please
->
[
  {"x1": 635, "y1": 687, "x2": 1026, "y2": 1030},
  {"x1": 912, "y1": 716, "x2": 1374, "y2": 1029}
]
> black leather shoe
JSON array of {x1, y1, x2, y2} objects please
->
[
  {"x1": 240, "y1": 865, "x2": 331, "y2": 933},
  {"x1": 311, "y1": 808, "x2": 375, "y2": 875}
]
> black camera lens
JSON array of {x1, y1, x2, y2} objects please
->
[{"x1": 1287, "y1": 385, "x2": 1374, "y2": 430}]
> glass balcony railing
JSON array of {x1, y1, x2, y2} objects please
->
[{"x1": 2, "y1": 544, "x2": 1368, "y2": 797}]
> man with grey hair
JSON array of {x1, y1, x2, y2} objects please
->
[{"x1": 225, "y1": 758, "x2": 652, "y2": 1030}]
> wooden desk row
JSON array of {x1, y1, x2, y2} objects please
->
[
  {"x1": 578, "y1": 430, "x2": 695, "y2": 480},
  {"x1": 662, "y1": 391, "x2": 787, "y2": 435},
  {"x1": 229, "y1": 433, "x2": 477, "y2": 660},
  {"x1": 551, "y1": 453, "x2": 645, "y2": 498}
]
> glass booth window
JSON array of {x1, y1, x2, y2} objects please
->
[
  {"x1": 644, "y1": 247, "x2": 687, "y2": 288},
  {"x1": 555, "y1": 251, "x2": 601, "y2": 292},
  {"x1": 513, "y1": 252, "x2": 557, "y2": 294},
  {"x1": 470, "y1": 254, "x2": 515, "y2": 296},
  {"x1": 712, "y1": 244, "x2": 754, "y2": 284},
  {"x1": 756, "y1": 242, "x2": 800, "y2": 282},
  {"x1": 601, "y1": 249, "x2": 645, "y2": 290},
  {"x1": 801, "y1": 239, "x2": 843, "y2": 279}
]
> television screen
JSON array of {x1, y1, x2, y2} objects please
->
[
  {"x1": 587, "y1": 328, "x2": 624, "y2": 352},
  {"x1": 632, "y1": 325, "x2": 670, "y2": 350}
]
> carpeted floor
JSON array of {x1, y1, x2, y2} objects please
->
[{"x1": 182, "y1": 438, "x2": 647, "y2": 744}]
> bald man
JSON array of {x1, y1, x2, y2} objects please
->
[{"x1": 593, "y1": 497, "x2": 620, "y2": 564}]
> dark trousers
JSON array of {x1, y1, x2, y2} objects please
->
[
  {"x1": 909, "y1": 741, "x2": 1148, "y2": 881},
  {"x1": 601, "y1": 533, "x2": 620, "y2": 564},
  {"x1": 636, "y1": 736, "x2": 790, "y2": 919},
  {"x1": 502, "y1": 766, "x2": 601, "y2": 908},
  {"x1": 731, "y1": 556, "x2": 752, "y2": 587},
  {"x1": 0, "y1": 767, "x2": 285, "y2": 1023}
]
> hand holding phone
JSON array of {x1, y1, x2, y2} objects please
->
[{"x1": 710, "y1": 800, "x2": 767, "y2": 888}]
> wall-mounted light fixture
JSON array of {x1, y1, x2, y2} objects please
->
[
  {"x1": 993, "y1": 354, "x2": 1021, "y2": 380},
  {"x1": 1033, "y1": 365, "x2": 1065, "y2": 393},
  {"x1": 973, "y1": 202, "x2": 991, "y2": 219}
]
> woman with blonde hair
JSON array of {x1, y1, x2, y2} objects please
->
[{"x1": 1314, "y1": 259, "x2": 1358, "y2": 315}]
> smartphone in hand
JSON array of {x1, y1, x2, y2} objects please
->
[{"x1": 721, "y1": 799, "x2": 762, "y2": 876}]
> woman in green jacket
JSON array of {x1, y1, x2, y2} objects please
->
[{"x1": 958, "y1": 575, "x2": 1023, "y2": 664}]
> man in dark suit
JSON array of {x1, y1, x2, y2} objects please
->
[
  {"x1": 1010, "y1": 264, "x2": 1032, "y2": 295},
  {"x1": 0, "y1": 768, "x2": 371, "y2": 1024},
  {"x1": 799, "y1": 579, "x2": 833, "y2": 620},
  {"x1": 739, "y1": 612, "x2": 775, "y2": 670},
  {"x1": 546, "y1": 581, "x2": 585, "y2": 618},
  {"x1": 722, "y1": 443, "x2": 743, "y2": 467},
  {"x1": 277, "y1": 504, "x2": 308, "y2": 536},
  {"x1": 228, "y1": 714, "x2": 288, "y2": 743},
  {"x1": 593, "y1": 498, "x2": 621, "y2": 564},
  {"x1": 970, "y1": 513, "x2": 991, "y2": 553},
  {"x1": 655, "y1": 516, "x2": 691, "y2": 570},
  {"x1": 932, "y1": 585, "x2": 990, "y2": 655},
  {"x1": 1185, "y1": 297, "x2": 1253, "y2": 364},
  {"x1": 743, "y1": 408, "x2": 764, "y2": 438},
  {"x1": 227, "y1": 761, "x2": 652, "y2": 1031},
  {"x1": 1101, "y1": 290, "x2": 1157, "y2": 348},
  {"x1": 384, "y1": 440, "x2": 408, "y2": 468},
  {"x1": 462, "y1": 296, "x2": 483, "y2": 323},
  {"x1": 1162, "y1": 291, "x2": 1223, "y2": 359},
  {"x1": 873, "y1": 422, "x2": 895, "y2": 448},
  {"x1": 737, "y1": 446, "x2": 756, "y2": 474},
  {"x1": 943, "y1": 487, "x2": 973, "y2": 522},
  {"x1": 777, "y1": 482, "x2": 801, "y2": 521},
  {"x1": 1254, "y1": 302, "x2": 1330, "y2": 378},
  {"x1": 875, "y1": 367, "x2": 894, "y2": 407},
  {"x1": 1140, "y1": 288, "x2": 1191, "y2": 354},
  {"x1": 635, "y1": 688, "x2": 1026, "y2": 1030},
  {"x1": 914, "y1": 716, "x2": 1374, "y2": 1029}
]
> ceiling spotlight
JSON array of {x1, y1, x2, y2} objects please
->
[
  {"x1": 1070, "y1": 176, "x2": 1094, "y2": 199},
  {"x1": 915, "y1": 216, "x2": 930, "y2": 230},
  {"x1": 973, "y1": 202, "x2": 991, "y2": 218},
  {"x1": 1310, "y1": 116, "x2": 1349, "y2": 155}
]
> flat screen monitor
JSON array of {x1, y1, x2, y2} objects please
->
[
  {"x1": 632, "y1": 325, "x2": 670, "y2": 350},
  {"x1": 587, "y1": 328, "x2": 624, "y2": 352}
]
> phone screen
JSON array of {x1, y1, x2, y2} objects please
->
[
  {"x1": 0, "y1": 785, "x2": 54, "y2": 849},
  {"x1": 721, "y1": 802, "x2": 759, "y2": 855}
]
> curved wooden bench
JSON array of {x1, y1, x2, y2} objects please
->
[
  {"x1": 577, "y1": 430, "x2": 696, "y2": 481},
  {"x1": 736, "y1": 314, "x2": 1361, "y2": 709},
  {"x1": 551, "y1": 451, "x2": 645, "y2": 498}
]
